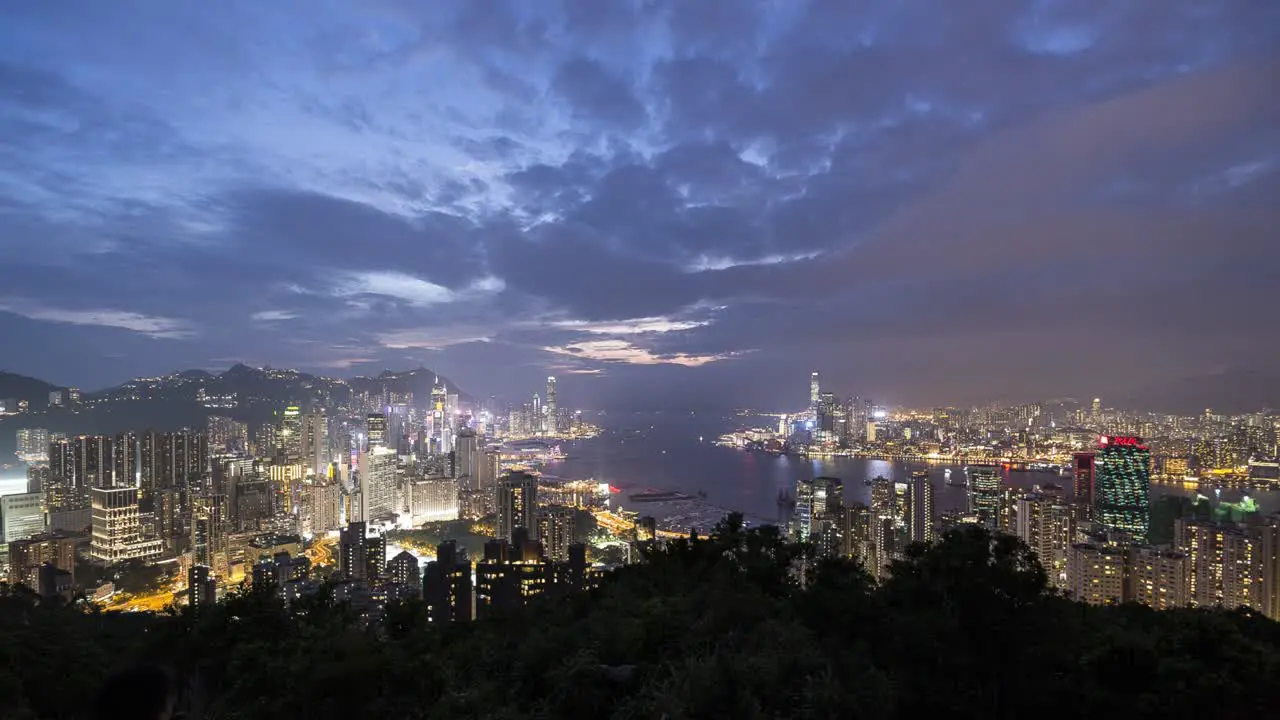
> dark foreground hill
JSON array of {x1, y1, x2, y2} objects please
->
[{"x1": 3, "y1": 522, "x2": 1280, "y2": 719}]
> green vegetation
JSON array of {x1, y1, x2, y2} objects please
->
[{"x1": 4, "y1": 518, "x2": 1280, "y2": 718}]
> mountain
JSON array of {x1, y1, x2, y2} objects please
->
[
  {"x1": 0, "y1": 370, "x2": 62, "y2": 409},
  {"x1": 349, "y1": 366, "x2": 470, "y2": 403}
]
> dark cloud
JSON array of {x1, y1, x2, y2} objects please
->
[{"x1": 0, "y1": 0, "x2": 1278, "y2": 409}]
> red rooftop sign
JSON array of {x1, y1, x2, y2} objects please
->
[{"x1": 1099, "y1": 435, "x2": 1145, "y2": 448}]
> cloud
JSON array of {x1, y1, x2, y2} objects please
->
[
  {"x1": 542, "y1": 339, "x2": 735, "y2": 367},
  {"x1": 0, "y1": 298, "x2": 192, "y2": 339},
  {"x1": 250, "y1": 309, "x2": 297, "y2": 322},
  {"x1": 546, "y1": 315, "x2": 711, "y2": 335},
  {"x1": 333, "y1": 271, "x2": 505, "y2": 307}
]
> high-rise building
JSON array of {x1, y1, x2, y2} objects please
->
[
  {"x1": 809, "y1": 371, "x2": 820, "y2": 416},
  {"x1": 360, "y1": 446, "x2": 399, "y2": 524},
  {"x1": 300, "y1": 481, "x2": 341, "y2": 537},
  {"x1": 1094, "y1": 436, "x2": 1151, "y2": 541},
  {"x1": 8, "y1": 531, "x2": 79, "y2": 590},
  {"x1": 1072, "y1": 452, "x2": 1096, "y2": 519},
  {"x1": 188, "y1": 564, "x2": 217, "y2": 609},
  {"x1": 280, "y1": 406, "x2": 303, "y2": 459},
  {"x1": 537, "y1": 506, "x2": 575, "y2": 562},
  {"x1": 906, "y1": 471, "x2": 935, "y2": 544},
  {"x1": 302, "y1": 410, "x2": 329, "y2": 477},
  {"x1": 206, "y1": 416, "x2": 248, "y2": 454},
  {"x1": 15, "y1": 428, "x2": 49, "y2": 463},
  {"x1": 0, "y1": 492, "x2": 46, "y2": 544},
  {"x1": 1016, "y1": 487, "x2": 1073, "y2": 588},
  {"x1": 1177, "y1": 519, "x2": 1263, "y2": 611},
  {"x1": 423, "y1": 540, "x2": 473, "y2": 622},
  {"x1": 387, "y1": 550, "x2": 421, "y2": 594},
  {"x1": 191, "y1": 495, "x2": 228, "y2": 575},
  {"x1": 366, "y1": 413, "x2": 387, "y2": 450},
  {"x1": 338, "y1": 522, "x2": 367, "y2": 580},
  {"x1": 89, "y1": 487, "x2": 162, "y2": 563},
  {"x1": 1068, "y1": 543, "x2": 1126, "y2": 605},
  {"x1": 545, "y1": 376, "x2": 557, "y2": 435},
  {"x1": 455, "y1": 429, "x2": 480, "y2": 486},
  {"x1": 1127, "y1": 546, "x2": 1187, "y2": 610},
  {"x1": 967, "y1": 467, "x2": 1002, "y2": 527},
  {"x1": 497, "y1": 471, "x2": 538, "y2": 543},
  {"x1": 410, "y1": 477, "x2": 459, "y2": 523}
]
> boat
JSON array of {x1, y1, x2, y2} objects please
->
[{"x1": 628, "y1": 490, "x2": 697, "y2": 503}]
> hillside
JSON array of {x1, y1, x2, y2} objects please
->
[
  {"x1": 0, "y1": 371, "x2": 63, "y2": 409},
  {"x1": 3, "y1": 523, "x2": 1279, "y2": 718}
]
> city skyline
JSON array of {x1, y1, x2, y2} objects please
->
[{"x1": 1, "y1": 3, "x2": 1278, "y2": 410}]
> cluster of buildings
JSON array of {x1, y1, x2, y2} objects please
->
[{"x1": 791, "y1": 432, "x2": 1280, "y2": 618}]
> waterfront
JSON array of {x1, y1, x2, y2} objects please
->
[{"x1": 548, "y1": 412, "x2": 1279, "y2": 530}]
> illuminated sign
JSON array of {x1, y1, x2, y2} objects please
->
[{"x1": 1099, "y1": 435, "x2": 1144, "y2": 448}]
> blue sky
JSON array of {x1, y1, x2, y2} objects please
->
[{"x1": 1, "y1": 1, "x2": 1278, "y2": 409}]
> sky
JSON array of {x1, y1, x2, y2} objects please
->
[{"x1": 1, "y1": 1, "x2": 1278, "y2": 411}]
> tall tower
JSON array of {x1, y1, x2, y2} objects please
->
[
  {"x1": 366, "y1": 413, "x2": 387, "y2": 450},
  {"x1": 1094, "y1": 435, "x2": 1151, "y2": 541},
  {"x1": 967, "y1": 467, "x2": 1002, "y2": 528},
  {"x1": 497, "y1": 471, "x2": 538, "y2": 543},
  {"x1": 809, "y1": 371, "x2": 820, "y2": 415},
  {"x1": 545, "y1": 376, "x2": 558, "y2": 436},
  {"x1": 907, "y1": 470, "x2": 935, "y2": 544},
  {"x1": 302, "y1": 410, "x2": 329, "y2": 476},
  {"x1": 430, "y1": 377, "x2": 447, "y2": 452},
  {"x1": 280, "y1": 407, "x2": 303, "y2": 459}
]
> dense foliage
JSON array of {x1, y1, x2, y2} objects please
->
[{"x1": 4, "y1": 519, "x2": 1280, "y2": 718}]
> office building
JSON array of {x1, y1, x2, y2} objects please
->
[
  {"x1": 497, "y1": 471, "x2": 538, "y2": 543},
  {"x1": 280, "y1": 406, "x2": 303, "y2": 459},
  {"x1": 360, "y1": 446, "x2": 400, "y2": 524},
  {"x1": 454, "y1": 429, "x2": 480, "y2": 485},
  {"x1": 545, "y1": 376, "x2": 557, "y2": 434},
  {"x1": 967, "y1": 467, "x2": 1002, "y2": 528},
  {"x1": 302, "y1": 410, "x2": 329, "y2": 477},
  {"x1": 366, "y1": 413, "x2": 387, "y2": 449},
  {"x1": 189, "y1": 564, "x2": 217, "y2": 609},
  {"x1": 537, "y1": 506, "x2": 575, "y2": 562},
  {"x1": 809, "y1": 371, "x2": 820, "y2": 416},
  {"x1": 1069, "y1": 543, "x2": 1126, "y2": 606},
  {"x1": 1072, "y1": 452, "x2": 1096, "y2": 520},
  {"x1": 89, "y1": 487, "x2": 162, "y2": 563},
  {"x1": 410, "y1": 477, "x2": 459, "y2": 523},
  {"x1": 906, "y1": 471, "x2": 935, "y2": 544},
  {"x1": 423, "y1": 540, "x2": 474, "y2": 622},
  {"x1": 0, "y1": 492, "x2": 46, "y2": 545},
  {"x1": 1094, "y1": 436, "x2": 1151, "y2": 541}
]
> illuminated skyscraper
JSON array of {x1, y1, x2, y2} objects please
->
[
  {"x1": 302, "y1": 410, "x2": 328, "y2": 477},
  {"x1": 113, "y1": 432, "x2": 138, "y2": 488},
  {"x1": 89, "y1": 486, "x2": 162, "y2": 563},
  {"x1": 906, "y1": 470, "x2": 935, "y2": 544},
  {"x1": 967, "y1": 467, "x2": 1002, "y2": 528},
  {"x1": 1016, "y1": 487, "x2": 1073, "y2": 587},
  {"x1": 1072, "y1": 452, "x2": 1096, "y2": 520},
  {"x1": 497, "y1": 471, "x2": 538, "y2": 543},
  {"x1": 0, "y1": 492, "x2": 46, "y2": 544},
  {"x1": 360, "y1": 445, "x2": 399, "y2": 523},
  {"x1": 1094, "y1": 435, "x2": 1151, "y2": 541},
  {"x1": 1177, "y1": 518, "x2": 1263, "y2": 611},
  {"x1": 1069, "y1": 543, "x2": 1125, "y2": 605},
  {"x1": 280, "y1": 406, "x2": 302, "y2": 459},
  {"x1": 366, "y1": 413, "x2": 387, "y2": 449},
  {"x1": 1127, "y1": 546, "x2": 1187, "y2": 610},
  {"x1": 809, "y1": 371, "x2": 820, "y2": 416},
  {"x1": 545, "y1": 376, "x2": 557, "y2": 435},
  {"x1": 537, "y1": 506, "x2": 574, "y2": 562},
  {"x1": 15, "y1": 428, "x2": 49, "y2": 463},
  {"x1": 430, "y1": 378, "x2": 448, "y2": 451}
]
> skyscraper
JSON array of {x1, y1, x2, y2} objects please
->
[
  {"x1": 0, "y1": 492, "x2": 46, "y2": 544},
  {"x1": 1016, "y1": 487, "x2": 1073, "y2": 587},
  {"x1": 387, "y1": 550, "x2": 421, "y2": 594},
  {"x1": 15, "y1": 428, "x2": 49, "y2": 463},
  {"x1": 302, "y1": 410, "x2": 329, "y2": 477},
  {"x1": 967, "y1": 467, "x2": 1002, "y2": 528},
  {"x1": 366, "y1": 413, "x2": 387, "y2": 449},
  {"x1": 794, "y1": 476, "x2": 843, "y2": 545},
  {"x1": 359, "y1": 445, "x2": 399, "y2": 523},
  {"x1": 1072, "y1": 452, "x2": 1096, "y2": 519},
  {"x1": 188, "y1": 565, "x2": 217, "y2": 609},
  {"x1": 1094, "y1": 435, "x2": 1151, "y2": 541},
  {"x1": 537, "y1": 506, "x2": 574, "y2": 562},
  {"x1": 809, "y1": 371, "x2": 820, "y2": 416},
  {"x1": 906, "y1": 471, "x2": 935, "y2": 544},
  {"x1": 497, "y1": 471, "x2": 538, "y2": 543},
  {"x1": 423, "y1": 540, "x2": 474, "y2": 622},
  {"x1": 280, "y1": 406, "x2": 303, "y2": 459},
  {"x1": 545, "y1": 376, "x2": 558, "y2": 435},
  {"x1": 89, "y1": 486, "x2": 162, "y2": 563},
  {"x1": 113, "y1": 432, "x2": 138, "y2": 488}
]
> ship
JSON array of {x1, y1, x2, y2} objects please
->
[{"x1": 628, "y1": 490, "x2": 697, "y2": 503}]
